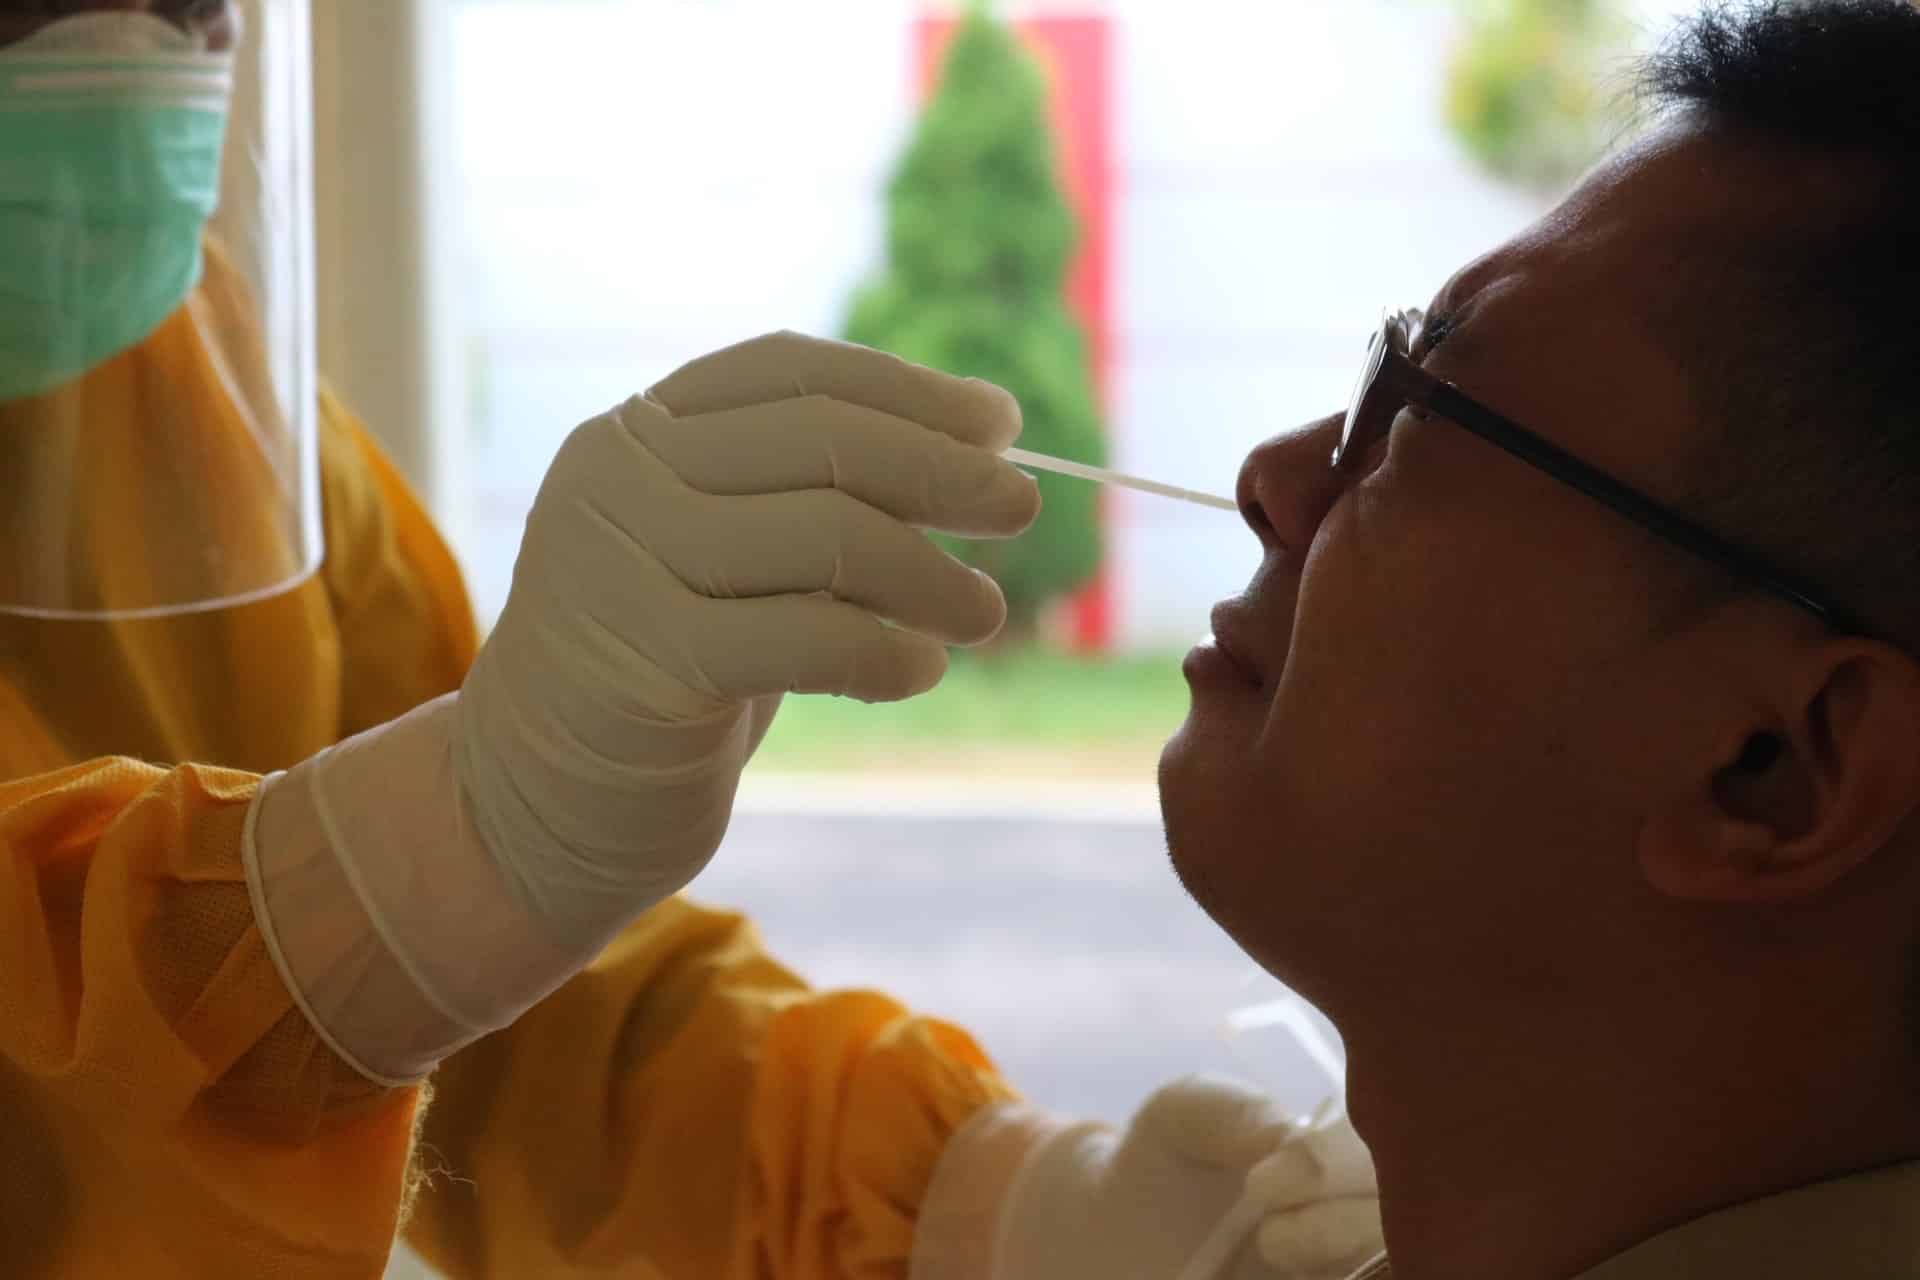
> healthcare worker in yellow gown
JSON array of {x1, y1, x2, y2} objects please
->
[{"x1": 0, "y1": 3, "x2": 1382, "y2": 1277}]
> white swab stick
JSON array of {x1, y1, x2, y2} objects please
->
[{"x1": 1003, "y1": 446, "x2": 1238, "y2": 512}]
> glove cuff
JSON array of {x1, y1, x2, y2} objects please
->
[
  {"x1": 910, "y1": 1102, "x2": 1082, "y2": 1280},
  {"x1": 244, "y1": 694, "x2": 588, "y2": 1083},
  {"x1": 995, "y1": 1117, "x2": 1132, "y2": 1280}
]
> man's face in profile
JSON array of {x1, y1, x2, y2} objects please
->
[{"x1": 1160, "y1": 117, "x2": 1842, "y2": 1017}]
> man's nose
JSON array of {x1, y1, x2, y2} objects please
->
[{"x1": 1235, "y1": 414, "x2": 1348, "y2": 560}]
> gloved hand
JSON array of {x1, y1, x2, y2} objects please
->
[
  {"x1": 455, "y1": 330, "x2": 1036, "y2": 940},
  {"x1": 917, "y1": 1076, "x2": 1380, "y2": 1280},
  {"x1": 245, "y1": 333, "x2": 1039, "y2": 1082}
]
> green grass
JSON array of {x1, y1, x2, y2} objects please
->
[{"x1": 752, "y1": 648, "x2": 1191, "y2": 774}]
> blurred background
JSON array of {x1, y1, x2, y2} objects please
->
[{"x1": 308, "y1": 3, "x2": 1696, "y2": 1271}]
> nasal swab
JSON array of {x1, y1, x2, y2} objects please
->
[{"x1": 1003, "y1": 446, "x2": 1238, "y2": 512}]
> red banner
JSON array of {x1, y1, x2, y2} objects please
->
[{"x1": 912, "y1": 12, "x2": 1115, "y2": 652}]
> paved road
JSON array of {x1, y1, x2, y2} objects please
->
[
  {"x1": 698, "y1": 799, "x2": 1337, "y2": 1120},
  {"x1": 387, "y1": 792, "x2": 1338, "y2": 1278}
]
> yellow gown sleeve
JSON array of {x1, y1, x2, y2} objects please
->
[
  {"x1": 0, "y1": 760, "x2": 426, "y2": 1278},
  {"x1": 403, "y1": 896, "x2": 1019, "y2": 1280},
  {"x1": 314, "y1": 390, "x2": 480, "y2": 737}
]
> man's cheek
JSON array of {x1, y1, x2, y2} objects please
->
[{"x1": 1276, "y1": 507, "x2": 1510, "y2": 759}]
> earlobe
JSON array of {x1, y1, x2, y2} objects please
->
[
  {"x1": 1636, "y1": 801, "x2": 1790, "y2": 903},
  {"x1": 1637, "y1": 816, "x2": 1870, "y2": 904}
]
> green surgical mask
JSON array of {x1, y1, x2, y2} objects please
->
[{"x1": 0, "y1": 13, "x2": 235, "y2": 402}]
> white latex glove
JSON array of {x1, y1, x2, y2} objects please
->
[
  {"x1": 245, "y1": 333, "x2": 1039, "y2": 1082},
  {"x1": 915, "y1": 1076, "x2": 1380, "y2": 1280},
  {"x1": 457, "y1": 331, "x2": 1036, "y2": 938},
  {"x1": 1237, "y1": 1112, "x2": 1383, "y2": 1278}
]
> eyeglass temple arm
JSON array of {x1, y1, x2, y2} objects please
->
[{"x1": 1389, "y1": 363, "x2": 1855, "y2": 632}]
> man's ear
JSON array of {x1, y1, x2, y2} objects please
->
[{"x1": 1638, "y1": 643, "x2": 1920, "y2": 904}]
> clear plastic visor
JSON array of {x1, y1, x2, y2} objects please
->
[{"x1": 0, "y1": 0, "x2": 318, "y2": 619}]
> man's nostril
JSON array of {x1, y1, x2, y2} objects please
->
[{"x1": 1240, "y1": 493, "x2": 1276, "y2": 541}]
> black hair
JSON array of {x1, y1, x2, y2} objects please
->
[{"x1": 1632, "y1": 1, "x2": 1920, "y2": 641}]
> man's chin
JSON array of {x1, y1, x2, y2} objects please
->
[
  {"x1": 1156, "y1": 726, "x2": 1199, "y2": 870},
  {"x1": 1158, "y1": 738, "x2": 1239, "y2": 933},
  {"x1": 1158, "y1": 736, "x2": 1328, "y2": 991},
  {"x1": 1156, "y1": 705, "x2": 1211, "y2": 809}
]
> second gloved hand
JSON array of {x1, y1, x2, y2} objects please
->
[
  {"x1": 458, "y1": 330, "x2": 1040, "y2": 951},
  {"x1": 914, "y1": 1075, "x2": 1381, "y2": 1280}
]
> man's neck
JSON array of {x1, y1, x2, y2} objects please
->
[{"x1": 1340, "y1": 989, "x2": 1920, "y2": 1280}]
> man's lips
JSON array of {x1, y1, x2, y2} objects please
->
[{"x1": 1205, "y1": 601, "x2": 1266, "y2": 687}]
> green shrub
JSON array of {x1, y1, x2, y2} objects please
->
[
  {"x1": 1444, "y1": 0, "x2": 1635, "y2": 193},
  {"x1": 845, "y1": 6, "x2": 1105, "y2": 644}
]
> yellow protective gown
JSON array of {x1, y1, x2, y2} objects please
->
[{"x1": 0, "y1": 259, "x2": 1014, "y2": 1277}]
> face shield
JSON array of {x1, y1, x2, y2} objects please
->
[{"x1": 0, "y1": 0, "x2": 319, "y2": 619}]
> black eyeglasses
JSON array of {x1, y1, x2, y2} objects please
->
[{"x1": 1335, "y1": 309, "x2": 1857, "y2": 634}]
